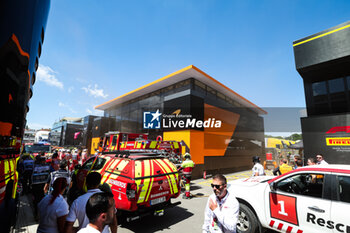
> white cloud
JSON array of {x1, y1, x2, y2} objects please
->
[
  {"x1": 82, "y1": 84, "x2": 108, "y2": 98},
  {"x1": 58, "y1": 102, "x2": 66, "y2": 107},
  {"x1": 58, "y1": 101, "x2": 77, "y2": 114},
  {"x1": 37, "y1": 65, "x2": 64, "y2": 89},
  {"x1": 76, "y1": 77, "x2": 88, "y2": 84},
  {"x1": 69, "y1": 107, "x2": 77, "y2": 114},
  {"x1": 86, "y1": 106, "x2": 103, "y2": 116},
  {"x1": 68, "y1": 86, "x2": 74, "y2": 93}
]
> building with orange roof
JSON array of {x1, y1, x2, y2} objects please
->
[{"x1": 94, "y1": 65, "x2": 266, "y2": 177}]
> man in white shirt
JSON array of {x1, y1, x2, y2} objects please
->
[
  {"x1": 251, "y1": 156, "x2": 265, "y2": 176},
  {"x1": 78, "y1": 192, "x2": 116, "y2": 233},
  {"x1": 316, "y1": 154, "x2": 329, "y2": 165},
  {"x1": 202, "y1": 174, "x2": 239, "y2": 233},
  {"x1": 64, "y1": 172, "x2": 117, "y2": 233}
]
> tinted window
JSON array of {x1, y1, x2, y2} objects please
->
[
  {"x1": 24, "y1": 145, "x2": 51, "y2": 153},
  {"x1": 276, "y1": 173, "x2": 324, "y2": 198},
  {"x1": 111, "y1": 136, "x2": 118, "y2": 146},
  {"x1": 312, "y1": 81, "x2": 327, "y2": 96},
  {"x1": 338, "y1": 175, "x2": 350, "y2": 203},
  {"x1": 82, "y1": 157, "x2": 95, "y2": 170},
  {"x1": 329, "y1": 78, "x2": 345, "y2": 93},
  {"x1": 193, "y1": 80, "x2": 206, "y2": 96},
  {"x1": 347, "y1": 76, "x2": 350, "y2": 90},
  {"x1": 92, "y1": 157, "x2": 106, "y2": 170}
]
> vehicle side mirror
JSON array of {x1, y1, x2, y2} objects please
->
[{"x1": 270, "y1": 182, "x2": 277, "y2": 192}]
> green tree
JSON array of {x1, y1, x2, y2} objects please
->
[{"x1": 285, "y1": 133, "x2": 302, "y2": 141}]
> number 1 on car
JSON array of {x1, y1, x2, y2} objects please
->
[{"x1": 278, "y1": 201, "x2": 288, "y2": 216}]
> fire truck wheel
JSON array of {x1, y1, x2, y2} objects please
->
[{"x1": 237, "y1": 203, "x2": 260, "y2": 233}]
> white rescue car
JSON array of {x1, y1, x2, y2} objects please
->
[{"x1": 228, "y1": 165, "x2": 350, "y2": 233}]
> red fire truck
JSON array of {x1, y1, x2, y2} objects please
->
[
  {"x1": 24, "y1": 142, "x2": 52, "y2": 157},
  {"x1": 98, "y1": 131, "x2": 183, "y2": 165},
  {"x1": 76, "y1": 132, "x2": 184, "y2": 221}
]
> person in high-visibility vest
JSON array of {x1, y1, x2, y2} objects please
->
[
  {"x1": 279, "y1": 159, "x2": 293, "y2": 174},
  {"x1": 178, "y1": 153, "x2": 195, "y2": 199},
  {"x1": 273, "y1": 159, "x2": 293, "y2": 176}
]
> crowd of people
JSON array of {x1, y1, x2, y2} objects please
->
[
  {"x1": 252, "y1": 153, "x2": 329, "y2": 178},
  {"x1": 16, "y1": 149, "x2": 331, "y2": 233},
  {"x1": 18, "y1": 149, "x2": 88, "y2": 197},
  {"x1": 17, "y1": 148, "x2": 100, "y2": 232},
  {"x1": 36, "y1": 172, "x2": 117, "y2": 233}
]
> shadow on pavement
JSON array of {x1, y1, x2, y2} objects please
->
[
  {"x1": 119, "y1": 206, "x2": 194, "y2": 233},
  {"x1": 14, "y1": 194, "x2": 38, "y2": 232},
  {"x1": 189, "y1": 184, "x2": 204, "y2": 191},
  {"x1": 191, "y1": 192, "x2": 205, "y2": 198},
  {"x1": 180, "y1": 184, "x2": 203, "y2": 193}
]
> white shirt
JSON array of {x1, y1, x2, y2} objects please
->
[
  {"x1": 202, "y1": 191, "x2": 239, "y2": 233},
  {"x1": 77, "y1": 224, "x2": 101, "y2": 233},
  {"x1": 66, "y1": 189, "x2": 110, "y2": 233},
  {"x1": 252, "y1": 163, "x2": 265, "y2": 176},
  {"x1": 37, "y1": 194, "x2": 69, "y2": 233},
  {"x1": 319, "y1": 160, "x2": 329, "y2": 165}
]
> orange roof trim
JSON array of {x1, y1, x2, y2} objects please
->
[
  {"x1": 95, "y1": 65, "x2": 193, "y2": 109},
  {"x1": 96, "y1": 65, "x2": 266, "y2": 115}
]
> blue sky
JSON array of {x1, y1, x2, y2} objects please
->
[{"x1": 27, "y1": 0, "x2": 350, "y2": 133}]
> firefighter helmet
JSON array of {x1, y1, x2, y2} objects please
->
[{"x1": 183, "y1": 152, "x2": 191, "y2": 159}]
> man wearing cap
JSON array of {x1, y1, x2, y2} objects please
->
[{"x1": 251, "y1": 156, "x2": 265, "y2": 176}]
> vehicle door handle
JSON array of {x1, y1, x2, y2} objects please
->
[{"x1": 308, "y1": 206, "x2": 325, "y2": 213}]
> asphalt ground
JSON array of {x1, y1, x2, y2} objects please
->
[{"x1": 14, "y1": 170, "x2": 276, "y2": 233}]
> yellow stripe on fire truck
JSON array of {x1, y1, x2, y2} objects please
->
[
  {"x1": 104, "y1": 159, "x2": 130, "y2": 194},
  {"x1": 153, "y1": 159, "x2": 174, "y2": 194},
  {"x1": 100, "y1": 157, "x2": 118, "y2": 183},
  {"x1": 153, "y1": 159, "x2": 178, "y2": 194},
  {"x1": 12, "y1": 158, "x2": 18, "y2": 199},
  {"x1": 163, "y1": 159, "x2": 179, "y2": 194},
  {"x1": 145, "y1": 160, "x2": 154, "y2": 202},
  {"x1": 1, "y1": 159, "x2": 17, "y2": 199},
  {"x1": 136, "y1": 141, "x2": 143, "y2": 149},
  {"x1": 134, "y1": 161, "x2": 142, "y2": 201},
  {"x1": 149, "y1": 141, "x2": 158, "y2": 149},
  {"x1": 172, "y1": 142, "x2": 179, "y2": 149},
  {"x1": 136, "y1": 160, "x2": 151, "y2": 203}
]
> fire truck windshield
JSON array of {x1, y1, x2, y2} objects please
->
[{"x1": 24, "y1": 144, "x2": 51, "y2": 153}]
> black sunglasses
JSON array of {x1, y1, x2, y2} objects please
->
[{"x1": 211, "y1": 184, "x2": 223, "y2": 189}]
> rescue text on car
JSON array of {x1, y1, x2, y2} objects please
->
[{"x1": 228, "y1": 165, "x2": 350, "y2": 233}]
